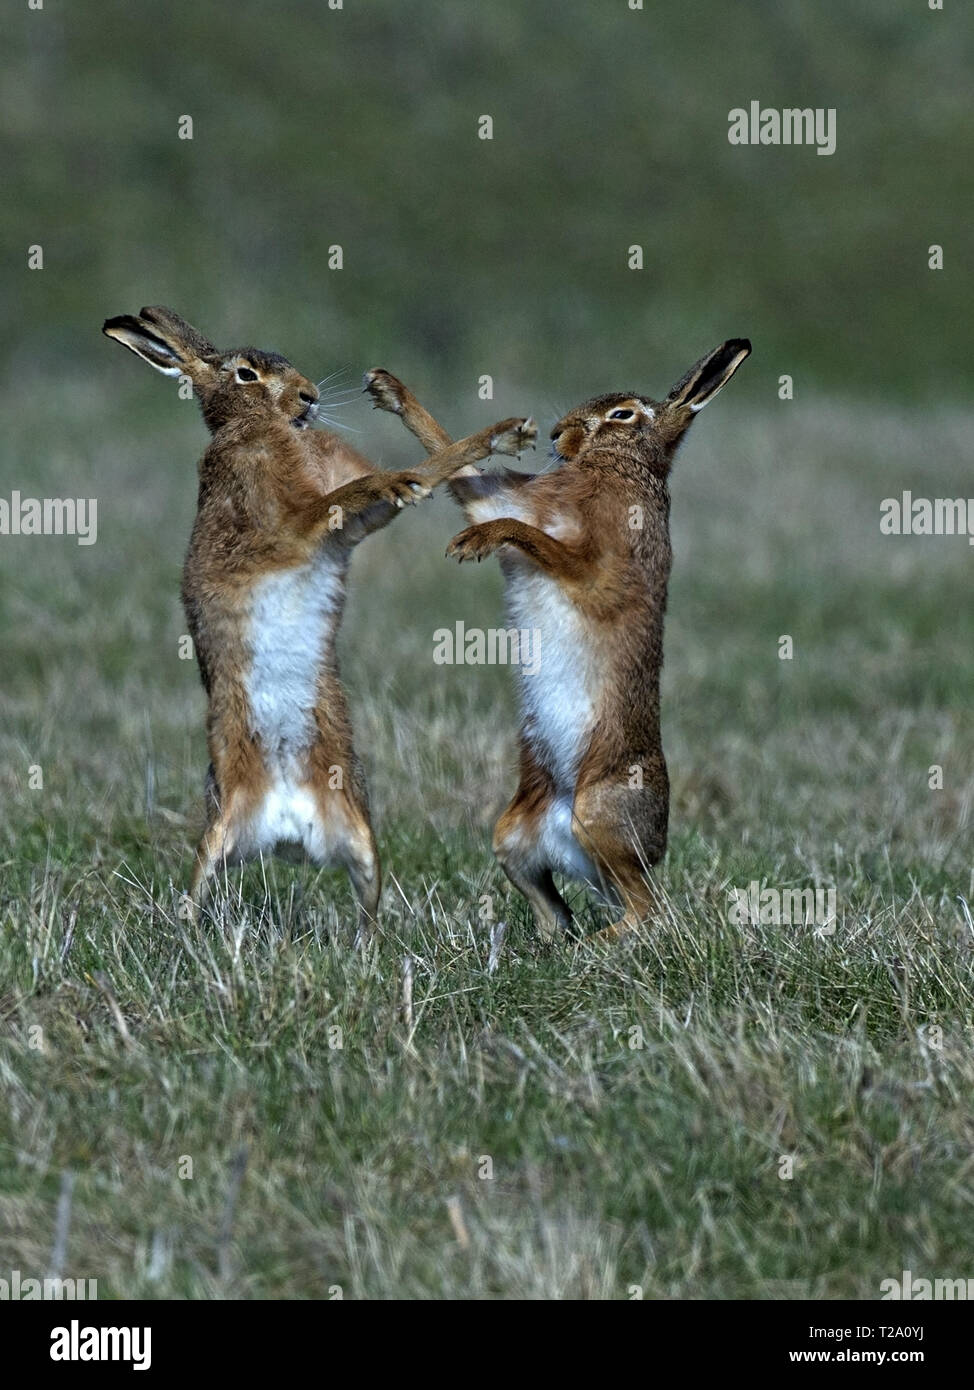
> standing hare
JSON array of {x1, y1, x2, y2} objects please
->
[
  {"x1": 365, "y1": 341, "x2": 750, "y2": 941},
  {"x1": 103, "y1": 307, "x2": 536, "y2": 935}
]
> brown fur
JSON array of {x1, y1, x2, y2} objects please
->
[
  {"x1": 103, "y1": 308, "x2": 536, "y2": 937},
  {"x1": 364, "y1": 342, "x2": 751, "y2": 940}
]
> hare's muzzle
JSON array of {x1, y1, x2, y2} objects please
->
[{"x1": 293, "y1": 397, "x2": 318, "y2": 429}]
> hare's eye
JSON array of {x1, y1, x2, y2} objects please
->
[
  {"x1": 609, "y1": 408, "x2": 634, "y2": 421},
  {"x1": 236, "y1": 366, "x2": 259, "y2": 383}
]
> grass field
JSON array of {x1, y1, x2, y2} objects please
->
[{"x1": 1, "y1": 381, "x2": 972, "y2": 1299}]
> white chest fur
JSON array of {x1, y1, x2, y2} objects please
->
[
  {"x1": 244, "y1": 550, "x2": 346, "y2": 767},
  {"x1": 504, "y1": 566, "x2": 601, "y2": 792},
  {"x1": 466, "y1": 487, "x2": 601, "y2": 791}
]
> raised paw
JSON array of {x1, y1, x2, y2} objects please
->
[
  {"x1": 376, "y1": 471, "x2": 431, "y2": 508},
  {"x1": 362, "y1": 368, "x2": 406, "y2": 415},
  {"x1": 446, "y1": 523, "x2": 500, "y2": 563},
  {"x1": 489, "y1": 417, "x2": 537, "y2": 458}
]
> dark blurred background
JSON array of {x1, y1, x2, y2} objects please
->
[{"x1": 4, "y1": 0, "x2": 970, "y2": 413}]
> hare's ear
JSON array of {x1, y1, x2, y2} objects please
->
[
  {"x1": 665, "y1": 339, "x2": 751, "y2": 413},
  {"x1": 102, "y1": 307, "x2": 218, "y2": 383}
]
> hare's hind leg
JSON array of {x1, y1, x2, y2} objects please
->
[
  {"x1": 571, "y1": 772, "x2": 668, "y2": 940},
  {"x1": 306, "y1": 776, "x2": 380, "y2": 946},
  {"x1": 493, "y1": 763, "x2": 573, "y2": 940},
  {"x1": 181, "y1": 758, "x2": 266, "y2": 922},
  {"x1": 344, "y1": 823, "x2": 380, "y2": 949},
  {"x1": 182, "y1": 815, "x2": 238, "y2": 922}
]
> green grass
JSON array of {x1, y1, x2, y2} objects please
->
[{"x1": 1, "y1": 388, "x2": 972, "y2": 1299}]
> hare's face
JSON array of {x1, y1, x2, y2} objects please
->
[
  {"x1": 103, "y1": 308, "x2": 326, "y2": 438},
  {"x1": 548, "y1": 338, "x2": 752, "y2": 469},
  {"x1": 550, "y1": 395, "x2": 658, "y2": 462},
  {"x1": 201, "y1": 350, "x2": 320, "y2": 432}
]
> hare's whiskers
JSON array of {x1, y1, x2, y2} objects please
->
[
  {"x1": 317, "y1": 415, "x2": 361, "y2": 433},
  {"x1": 317, "y1": 391, "x2": 362, "y2": 406},
  {"x1": 315, "y1": 366, "x2": 355, "y2": 390}
]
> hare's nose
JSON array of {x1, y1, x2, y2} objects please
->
[{"x1": 299, "y1": 391, "x2": 317, "y2": 405}]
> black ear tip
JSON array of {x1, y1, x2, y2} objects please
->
[
  {"x1": 731, "y1": 338, "x2": 752, "y2": 356},
  {"x1": 103, "y1": 313, "x2": 143, "y2": 333}
]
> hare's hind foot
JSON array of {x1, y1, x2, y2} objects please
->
[
  {"x1": 182, "y1": 815, "x2": 239, "y2": 922},
  {"x1": 177, "y1": 894, "x2": 198, "y2": 924},
  {"x1": 345, "y1": 829, "x2": 381, "y2": 949},
  {"x1": 585, "y1": 913, "x2": 646, "y2": 949},
  {"x1": 571, "y1": 777, "x2": 665, "y2": 935},
  {"x1": 493, "y1": 791, "x2": 576, "y2": 941}
]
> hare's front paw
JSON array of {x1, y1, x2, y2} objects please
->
[
  {"x1": 489, "y1": 417, "x2": 537, "y2": 457},
  {"x1": 374, "y1": 471, "x2": 431, "y2": 509},
  {"x1": 446, "y1": 523, "x2": 500, "y2": 563},
  {"x1": 363, "y1": 368, "x2": 406, "y2": 415}
]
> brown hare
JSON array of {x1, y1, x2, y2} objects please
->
[
  {"x1": 103, "y1": 307, "x2": 536, "y2": 936},
  {"x1": 364, "y1": 341, "x2": 750, "y2": 941}
]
